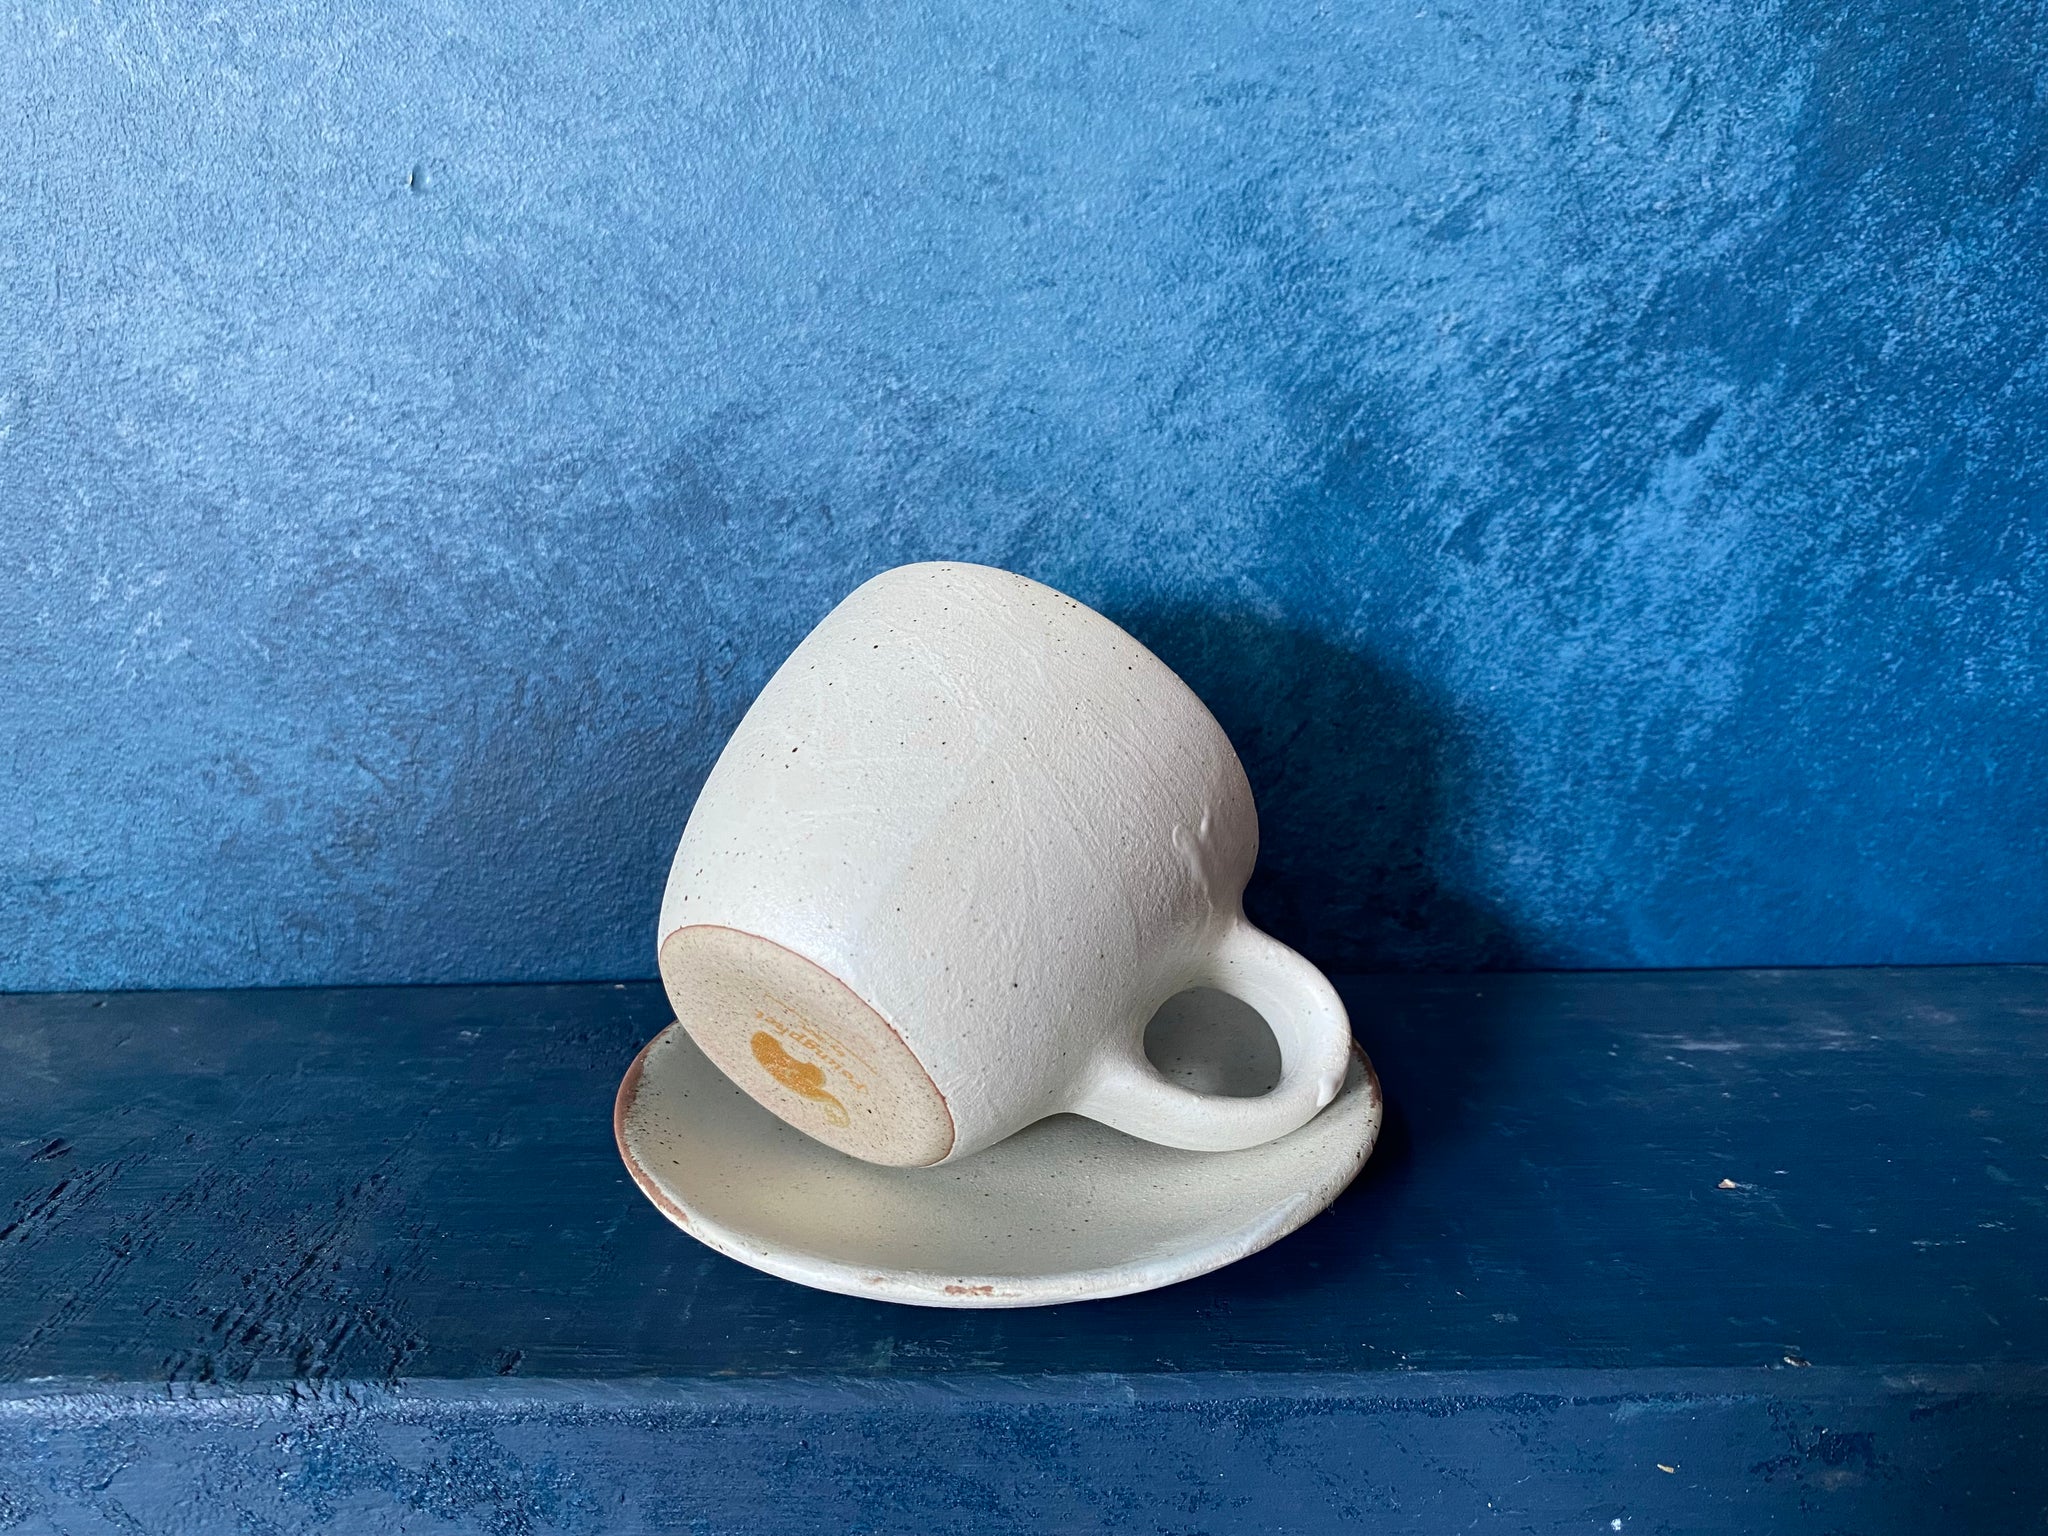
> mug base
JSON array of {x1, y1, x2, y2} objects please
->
[{"x1": 658, "y1": 923, "x2": 956, "y2": 1167}]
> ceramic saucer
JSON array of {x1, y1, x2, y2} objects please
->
[{"x1": 614, "y1": 989, "x2": 1382, "y2": 1308}]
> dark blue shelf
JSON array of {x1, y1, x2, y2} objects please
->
[{"x1": 4, "y1": 969, "x2": 2045, "y2": 1531}]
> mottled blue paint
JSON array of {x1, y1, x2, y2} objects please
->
[
  {"x1": 5, "y1": 974, "x2": 2048, "y2": 1529},
  {"x1": 9, "y1": 973, "x2": 2047, "y2": 1382},
  {"x1": 2, "y1": 1, "x2": 2043, "y2": 988},
  {"x1": 6, "y1": 1372, "x2": 2046, "y2": 1534}
]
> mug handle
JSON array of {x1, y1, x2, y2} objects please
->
[{"x1": 1067, "y1": 918, "x2": 1354, "y2": 1152}]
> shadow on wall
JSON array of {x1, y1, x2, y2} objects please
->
[{"x1": 1114, "y1": 603, "x2": 1524, "y2": 974}]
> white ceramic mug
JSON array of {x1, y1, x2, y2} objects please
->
[{"x1": 656, "y1": 562, "x2": 1354, "y2": 1167}]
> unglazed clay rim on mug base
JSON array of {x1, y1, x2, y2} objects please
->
[{"x1": 614, "y1": 1020, "x2": 1382, "y2": 1309}]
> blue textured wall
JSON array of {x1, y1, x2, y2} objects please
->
[{"x1": 2, "y1": 0, "x2": 2043, "y2": 989}]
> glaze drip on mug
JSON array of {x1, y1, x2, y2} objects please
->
[{"x1": 749, "y1": 1031, "x2": 848, "y2": 1126}]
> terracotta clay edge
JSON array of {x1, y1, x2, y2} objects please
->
[
  {"x1": 613, "y1": 1035, "x2": 695, "y2": 1231},
  {"x1": 656, "y1": 921, "x2": 959, "y2": 1165}
]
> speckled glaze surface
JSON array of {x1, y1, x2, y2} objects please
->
[
  {"x1": 657, "y1": 562, "x2": 1354, "y2": 1165},
  {"x1": 614, "y1": 989, "x2": 1382, "y2": 1307}
]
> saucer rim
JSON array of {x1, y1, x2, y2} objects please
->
[{"x1": 614, "y1": 1023, "x2": 1382, "y2": 1309}]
